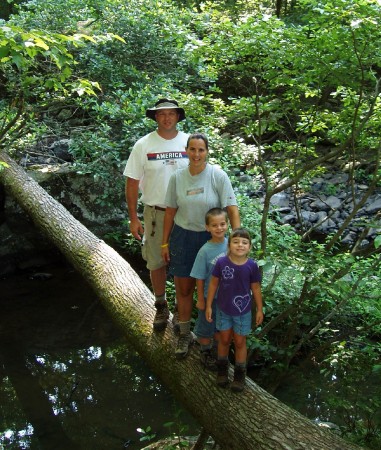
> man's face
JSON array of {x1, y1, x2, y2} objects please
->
[{"x1": 155, "y1": 108, "x2": 180, "y2": 131}]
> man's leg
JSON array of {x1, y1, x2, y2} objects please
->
[
  {"x1": 151, "y1": 266, "x2": 169, "y2": 331},
  {"x1": 150, "y1": 265, "x2": 166, "y2": 298},
  {"x1": 175, "y1": 276, "x2": 196, "y2": 358}
]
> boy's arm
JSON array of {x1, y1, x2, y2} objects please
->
[
  {"x1": 251, "y1": 282, "x2": 264, "y2": 327},
  {"x1": 205, "y1": 275, "x2": 219, "y2": 322},
  {"x1": 195, "y1": 279, "x2": 205, "y2": 310}
]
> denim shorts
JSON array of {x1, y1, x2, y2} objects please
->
[
  {"x1": 194, "y1": 301, "x2": 217, "y2": 339},
  {"x1": 169, "y1": 224, "x2": 211, "y2": 277},
  {"x1": 216, "y1": 306, "x2": 252, "y2": 336}
]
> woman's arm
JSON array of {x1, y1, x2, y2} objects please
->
[
  {"x1": 226, "y1": 204, "x2": 241, "y2": 230},
  {"x1": 195, "y1": 279, "x2": 205, "y2": 310},
  {"x1": 161, "y1": 206, "x2": 177, "y2": 264}
]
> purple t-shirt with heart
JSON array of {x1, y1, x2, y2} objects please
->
[{"x1": 212, "y1": 255, "x2": 261, "y2": 316}]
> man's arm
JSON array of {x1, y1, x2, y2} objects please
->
[{"x1": 126, "y1": 177, "x2": 144, "y2": 240}]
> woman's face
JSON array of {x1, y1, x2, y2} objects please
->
[{"x1": 186, "y1": 138, "x2": 208, "y2": 170}]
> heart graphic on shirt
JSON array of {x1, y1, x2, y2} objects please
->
[{"x1": 233, "y1": 294, "x2": 251, "y2": 313}]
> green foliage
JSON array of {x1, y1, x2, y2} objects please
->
[
  {"x1": 0, "y1": 24, "x2": 103, "y2": 96},
  {"x1": 320, "y1": 339, "x2": 381, "y2": 448},
  {"x1": 162, "y1": 409, "x2": 190, "y2": 449},
  {"x1": 0, "y1": 160, "x2": 9, "y2": 171},
  {"x1": 104, "y1": 220, "x2": 142, "y2": 255},
  {"x1": 137, "y1": 425, "x2": 156, "y2": 443}
]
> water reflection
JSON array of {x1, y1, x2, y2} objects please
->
[{"x1": 0, "y1": 264, "x2": 198, "y2": 449}]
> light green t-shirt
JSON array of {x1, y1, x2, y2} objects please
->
[{"x1": 165, "y1": 164, "x2": 237, "y2": 232}]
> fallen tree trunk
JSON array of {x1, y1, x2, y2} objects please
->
[{"x1": 0, "y1": 151, "x2": 365, "y2": 450}]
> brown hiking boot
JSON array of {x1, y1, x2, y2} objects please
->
[
  {"x1": 153, "y1": 301, "x2": 169, "y2": 331},
  {"x1": 231, "y1": 366, "x2": 246, "y2": 392},
  {"x1": 216, "y1": 360, "x2": 229, "y2": 387},
  {"x1": 175, "y1": 332, "x2": 195, "y2": 359},
  {"x1": 200, "y1": 349, "x2": 218, "y2": 371}
]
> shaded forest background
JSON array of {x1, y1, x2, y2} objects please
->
[{"x1": 0, "y1": 0, "x2": 380, "y2": 448}]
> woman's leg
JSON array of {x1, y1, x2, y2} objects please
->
[
  {"x1": 175, "y1": 276, "x2": 196, "y2": 359},
  {"x1": 175, "y1": 276, "x2": 195, "y2": 322}
]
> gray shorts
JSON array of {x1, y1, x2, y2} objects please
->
[{"x1": 142, "y1": 205, "x2": 166, "y2": 271}]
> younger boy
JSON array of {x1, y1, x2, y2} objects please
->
[{"x1": 190, "y1": 208, "x2": 229, "y2": 370}]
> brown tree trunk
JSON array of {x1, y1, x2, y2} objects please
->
[{"x1": 0, "y1": 151, "x2": 365, "y2": 450}]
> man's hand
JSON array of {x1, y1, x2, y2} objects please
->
[{"x1": 129, "y1": 217, "x2": 144, "y2": 240}]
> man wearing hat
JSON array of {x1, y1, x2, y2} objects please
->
[{"x1": 123, "y1": 98, "x2": 189, "y2": 331}]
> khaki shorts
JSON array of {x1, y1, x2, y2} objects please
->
[{"x1": 142, "y1": 205, "x2": 166, "y2": 271}]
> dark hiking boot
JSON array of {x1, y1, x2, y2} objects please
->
[
  {"x1": 200, "y1": 349, "x2": 218, "y2": 371},
  {"x1": 216, "y1": 360, "x2": 229, "y2": 387},
  {"x1": 231, "y1": 366, "x2": 246, "y2": 392},
  {"x1": 175, "y1": 332, "x2": 195, "y2": 359},
  {"x1": 172, "y1": 305, "x2": 180, "y2": 335},
  {"x1": 153, "y1": 301, "x2": 169, "y2": 331}
]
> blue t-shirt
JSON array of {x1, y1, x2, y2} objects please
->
[
  {"x1": 212, "y1": 255, "x2": 261, "y2": 316},
  {"x1": 190, "y1": 238, "x2": 228, "y2": 298}
]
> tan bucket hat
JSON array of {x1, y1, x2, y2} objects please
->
[{"x1": 146, "y1": 98, "x2": 186, "y2": 122}]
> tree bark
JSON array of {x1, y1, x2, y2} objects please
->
[{"x1": 0, "y1": 151, "x2": 365, "y2": 450}]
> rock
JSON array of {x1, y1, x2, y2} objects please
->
[
  {"x1": 29, "y1": 272, "x2": 53, "y2": 280},
  {"x1": 270, "y1": 192, "x2": 290, "y2": 208},
  {"x1": 49, "y1": 139, "x2": 73, "y2": 161},
  {"x1": 325, "y1": 195, "x2": 341, "y2": 209},
  {"x1": 310, "y1": 199, "x2": 329, "y2": 211},
  {"x1": 365, "y1": 197, "x2": 381, "y2": 214}
]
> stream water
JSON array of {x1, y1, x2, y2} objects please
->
[
  {"x1": 1, "y1": 258, "x2": 379, "y2": 449},
  {"x1": 0, "y1": 261, "x2": 199, "y2": 450}
]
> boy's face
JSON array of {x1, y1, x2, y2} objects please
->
[{"x1": 206, "y1": 213, "x2": 228, "y2": 239}]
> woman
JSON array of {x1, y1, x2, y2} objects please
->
[{"x1": 161, "y1": 133, "x2": 240, "y2": 359}]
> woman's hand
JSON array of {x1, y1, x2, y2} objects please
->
[{"x1": 161, "y1": 245, "x2": 170, "y2": 264}]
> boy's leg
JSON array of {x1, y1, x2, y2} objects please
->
[{"x1": 195, "y1": 307, "x2": 217, "y2": 371}]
